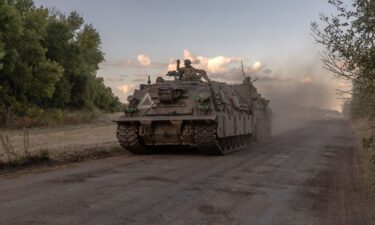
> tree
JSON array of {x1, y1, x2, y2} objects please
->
[
  {"x1": 311, "y1": 0, "x2": 375, "y2": 118},
  {"x1": 0, "y1": 0, "x2": 120, "y2": 125},
  {"x1": 0, "y1": 0, "x2": 63, "y2": 115},
  {"x1": 0, "y1": 42, "x2": 4, "y2": 70},
  {"x1": 44, "y1": 13, "x2": 107, "y2": 109}
]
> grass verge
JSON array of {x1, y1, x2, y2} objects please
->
[
  {"x1": 5, "y1": 109, "x2": 103, "y2": 129},
  {"x1": 0, "y1": 150, "x2": 50, "y2": 170},
  {"x1": 0, "y1": 130, "x2": 126, "y2": 175},
  {"x1": 0, "y1": 146, "x2": 126, "y2": 175}
]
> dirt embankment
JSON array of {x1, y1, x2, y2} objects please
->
[{"x1": 0, "y1": 113, "x2": 126, "y2": 165}]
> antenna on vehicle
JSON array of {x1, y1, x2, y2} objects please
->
[
  {"x1": 241, "y1": 60, "x2": 246, "y2": 80},
  {"x1": 241, "y1": 61, "x2": 258, "y2": 84}
]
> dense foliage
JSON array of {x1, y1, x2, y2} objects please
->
[
  {"x1": 312, "y1": 0, "x2": 375, "y2": 118},
  {"x1": 0, "y1": 0, "x2": 120, "y2": 126}
]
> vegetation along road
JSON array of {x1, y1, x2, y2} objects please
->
[{"x1": 0, "y1": 119, "x2": 374, "y2": 225}]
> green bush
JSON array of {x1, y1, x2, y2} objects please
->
[
  {"x1": 52, "y1": 108, "x2": 65, "y2": 123},
  {"x1": 0, "y1": 0, "x2": 121, "y2": 127}
]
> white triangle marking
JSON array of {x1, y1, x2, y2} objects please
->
[{"x1": 137, "y1": 93, "x2": 154, "y2": 109}]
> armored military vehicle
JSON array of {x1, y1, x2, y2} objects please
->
[{"x1": 115, "y1": 61, "x2": 272, "y2": 155}]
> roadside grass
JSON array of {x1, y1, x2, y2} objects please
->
[
  {"x1": 56, "y1": 146, "x2": 125, "y2": 164},
  {"x1": 0, "y1": 131, "x2": 51, "y2": 170},
  {"x1": 351, "y1": 119, "x2": 375, "y2": 193},
  {"x1": 0, "y1": 129, "x2": 125, "y2": 174},
  {"x1": 7, "y1": 109, "x2": 104, "y2": 128},
  {"x1": 0, "y1": 150, "x2": 50, "y2": 170}
]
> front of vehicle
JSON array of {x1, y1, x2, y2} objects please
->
[{"x1": 115, "y1": 78, "x2": 216, "y2": 152}]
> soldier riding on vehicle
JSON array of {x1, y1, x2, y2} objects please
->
[
  {"x1": 243, "y1": 76, "x2": 258, "y2": 94},
  {"x1": 177, "y1": 59, "x2": 210, "y2": 82}
]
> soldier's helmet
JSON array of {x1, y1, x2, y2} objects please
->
[
  {"x1": 184, "y1": 59, "x2": 192, "y2": 66},
  {"x1": 245, "y1": 76, "x2": 251, "y2": 83}
]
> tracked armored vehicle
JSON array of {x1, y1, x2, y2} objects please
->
[{"x1": 115, "y1": 62, "x2": 272, "y2": 155}]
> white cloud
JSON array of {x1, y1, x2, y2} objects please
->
[
  {"x1": 100, "y1": 54, "x2": 165, "y2": 69},
  {"x1": 117, "y1": 84, "x2": 129, "y2": 94},
  {"x1": 167, "y1": 58, "x2": 177, "y2": 71},
  {"x1": 100, "y1": 60, "x2": 133, "y2": 68},
  {"x1": 246, "y1": 61, "x2": 266, "y2": 75},
  {"x1": 167, "y1": 49, "x2": 240, "y2": 75},
  {"x1": 137, "y1": 54, "x2": 151, "y2": 66},
  {"x1": 207, "y1": 56, "x2": 238, "y2": 74},
  {"x1": 299, "y1": 77, "x2": 313, "y2": 84},
  {"x1": 252, "y1": 61, "x2": 262, "y2": 71},
  {"x1": 183, "y1": 49, "x2": 197, "y2": 63}
]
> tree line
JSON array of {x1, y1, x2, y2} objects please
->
[
  {"x1": 312, "y1": 0, "x2": 375, "y2": 118},
  {"x1": 0, "y1": 0, "x2": 121, "y2": 126}
]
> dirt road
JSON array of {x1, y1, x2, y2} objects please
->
[{"x1": 0, "y1": 119, "x2": 374, "y2": 225}]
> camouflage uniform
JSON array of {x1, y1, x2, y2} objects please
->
[
  {"x1": 177, "y1": 59, "x2": 210, "y2": 82},
  {"x1": 243, "y1": 76, "x2": 258, "y2": 94},
  {"x1": 244, "y1": 76, "x2": 252, "y2": 85}
]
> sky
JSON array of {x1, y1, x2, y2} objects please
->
[{"x1": 34, "y1": 0, "x2": 352, "y2": 111}]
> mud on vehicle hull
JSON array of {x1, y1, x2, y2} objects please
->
[{"x1": 116, "y1": 117, "x2": 253, "y2": 155}]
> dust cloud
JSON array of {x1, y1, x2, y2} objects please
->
[
  {"x1": 210, "y1": 57, "x2": 342, "y2": 135},
  {"x1": 253, "y1": 61, "x2": 342, "y2": 135}
]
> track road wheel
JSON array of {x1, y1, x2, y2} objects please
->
[
  {"x1": 194, "y1": 123, "x2": 224, "y2": 155},
  {"x1": 116, "y1": 124, "x2": 154, "y2": 154}
]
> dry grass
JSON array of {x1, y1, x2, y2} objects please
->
[
  {"x1": 0, "y1": 127, "x2": 125, "y2": 172},
  {"x1": 0, "y1": 130, "x2": 50, "y2": 169},
  {"x1": 6, "y1": 109, "x2": 105, "y2": 129},
  {"x1": 0, "y1": 113, "x2": 127, "y2": 172},
  {"x1": 0, "y1": 132, "x2": 17, "y2": 162}
]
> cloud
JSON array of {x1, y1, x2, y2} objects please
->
[
  {"x1": 137, "y1": 54, "x2": 151, "y2": 66},
  {"x1": 299, "y1": 77, "x2": 313, "y2": 84},
  {"x1": 252, "y1": 61, "x2": 262, "y2": 70},
  {"x1": 167, "y1": 58, "x2": 178, "y2": 71},
  {"x1": 100, "y1": 54, "x2": 167, "y2": 69},
  {"x1": 167, "y1": 49, "x2": 241, "y2": 75},
  {"x1": 167, "y1": 50, "x2": 273, "y2": 82},
  {"x1": 100, "y1": 60, "x2": 134, "y2": 68},
  {"x1": 117, "y1": 84, "x2": 130, "y2": 94},
  {"x1": 183, "y1": 49, "x2": 198, "y2": 63},
  {"x1": 247, "y1": 61, "x2": 266, "y2": 75},
  {"x1": 113, "y1": 84, "x2": 137, "y2": 104},
  {"x1": 132, "y1": 78, "x2": 147, "y2": 82},
  {"x1": 255, "y1": 75, "x2": 293, "y2": 83},
  {"x1": 207, "y1": 56, "x2": 238, "y2": 73},
  {"x1": 117, "y1": 84, "x2": 137, "y2": 95}
]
